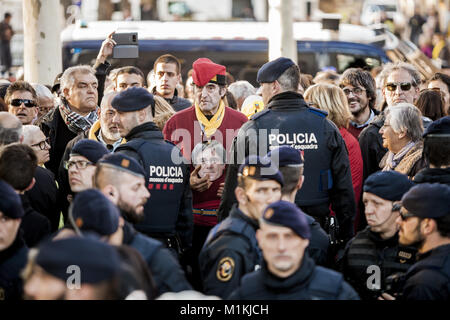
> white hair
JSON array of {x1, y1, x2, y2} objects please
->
[
  {"x1": 385, "y1": 103, "x2": 423, "y2": 142},
  {"x1": 22, "y1": 125, "x2": 42, "y2": 145},
  {"x1": 31, "y1": 83, "x2": 53, "y2": 100},
  {"x1": 60, "y1": 65, "x2": 96, "y2": 92},
  {"x1": 228, "y1": 81, "x2": 256, "y2": 100}
]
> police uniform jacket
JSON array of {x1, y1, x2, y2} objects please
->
[
  {"x1": 413, "y1": 167, "x2": 450, "y2": 186},
  {"x1": 228, "y1": 254, "x2": 360, "y2": 300},
  {"x1": 122, "y1": 222, "x2": 192, "y2": 295},
  {"x1": 340, "y1": 227, "x2": 416, "y2": 300},
  {"x1": 219, "y1": 91, "x2": 356, "y2": 241},
  {"x1": 401, "y1": 244, "x2": 450, "y2": 300},
  {"x1": 115, "y1": 121, "x2": 193, "y2": 251},
  {"x1": 305, "y1": 213, "x2": 330, "y2": 266},
  {"x1": 0, "y1": 231, "x2": 28, "y2": 300},
  {"x1": 198, "y1": 205, "x2": 261, "y2": 298}
]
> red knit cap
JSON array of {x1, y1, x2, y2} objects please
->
[{"x1": 192, "y1": 58, "x2": 226, "y2": 87}]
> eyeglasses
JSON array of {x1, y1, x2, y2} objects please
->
[
  {"x1": 64, "y1": 160, "x2": 94, "y2": 170},
  {"x1": 342, "y1": 87, "x2": 366, "y2": 96},
  {"x1": 391, "y1": 202, "x2": 402, "y2": 212},
  {"x1": 10, "y1": 99, "x2": 37, "y2": 108},
  {"x1": 385, "y1": 82, "x2": 414, "y2": 92},
  {"x1": 399, "y1": 209, "x2": 416, "y2": 221},
  {"x1": 30, "y1": 137, "x2": 50, "y2": 150}
]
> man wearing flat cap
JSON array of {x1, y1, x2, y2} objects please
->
[
  {"x1": 0, "y1": 180, "x2": 28, "y2": 300},
  {"x1": 220, "y1": 57, "x2": 356, "y2": 248},
  {"x1": 110, "y1": 88, "x2": 193, "y2": 261},
  {"x1": 93, "y1": 153, "x2": 193, "y2": 295},
  {"x1": 339, "y1": 171, "x2": 417, "y2": 300},
  {"x1": 381, "y1": 183, "x2": 450, "y2": 300},
  {"x1": 414, "y1": 116, "x2": 450, "y2": 185},
  {"x1": 199, "y1": 155, "x2": 283, "y2": 298},
  {"x1": 228, "y1": 200, "x2": 359, "y2": 300}
]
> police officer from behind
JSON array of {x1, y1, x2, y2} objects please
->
[
  {"x1": 339, "y1": 171, "x2": 417, "y2": 300},
  {"x1": 111, "y1": 87, "x2": 193, "y2": 258},
  {"x1": 381, "y1": 183, "x2": 450, "y2": 300},
  {"x1": 219, "y1": 57, "x2": 356, "y2": 244},
  {"x1": 228, "y1": 201, "x2": 359, "y2": 300},
  {"x1": 265, "y1": 146, "x2": 329, "y2": 266},
  {"x1": 0, "y1": 180, "x2": 28, "y2": 300},
  {"x1": 199, "y1": 155, "x2": 284, "y2": 298}
]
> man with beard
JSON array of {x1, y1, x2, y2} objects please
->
[
  {"x1": 339, "y1": 68, "x2": 379, "y2": 139},
  {"x1": 414, "y1": 116, "x2": 450, "y2": 185},
  {"x1": 94, "y1": 153, "x2": 192, "y2": 294},
  {"x1": 381, "y1": 183, "x2": 450, "y2": 300}
]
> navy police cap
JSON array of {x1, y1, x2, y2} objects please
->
[
  {"x1": 266, "y1": 146, "x2": 304, "y2": 167},
  {"x1": 262, "y1": 200, "x2": 311, "y2": 239},
  {"x1": 111, "y1": 87, "x2": 155, "y2": 112},
  {"x1": 0, "y1": 180, "x2": 24, "y2": 219},
  {"x1": 257, "y1": 57, "x2": 295, "y2": 83},
  {"x1": 423, "y1": 116, "x2": 450, "y2": 137},
  {"x1": 401, "y1": 183, "x2": 450, "y2": 219},
  {"x1": 238, "y1": 155, "x2": 284, "y2": 187},
  {"x1": 98, "y1": 153, "x2": 146, "y2": 178},
  {"x1": 364, "y1": 171, "x2": 414, "y2": 201},
  {"x1": 36, "y1": 237, "x2": 120, "y2": 284},
  {"x1": 71, "y1": 139, "x2": 109, "y2": 164}
]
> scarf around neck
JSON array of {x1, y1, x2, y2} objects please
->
[
  {"x1": 194, "y1": 99, "x2": 225, "y2": 138},
  {"x1": 384, "y1": 140, "x2": 416, "y2": 171},
  {"x1": 59, "y1": 98, "x2": 98, "y2": 134}
]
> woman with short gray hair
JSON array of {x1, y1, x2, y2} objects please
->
[{"x1": 379, "y1": 103, "x2": 427, "y2": 177}]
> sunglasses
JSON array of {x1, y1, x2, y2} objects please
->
[
  {"x1": 10, "y1": 99, "x2": 37, "y2": 108},
  {"x1": 399, "y1": 209, "x2": 416, "y2": 221},
  {"x1": 385, "y1": 82, "x2": 413, "y2": 92}
]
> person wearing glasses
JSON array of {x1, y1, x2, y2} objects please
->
[
  {"x1": 338, "y1": 171, "x2": 416, "y2": 300},
  {"x1": 65, "y1": 139, "x2": 108, "y2": 196},
  {"x1": 4, "y1": 81, "x2": 39, "y2": 125},
  {"x1": 380, "y1": 183, "x2": 450, "y2": 300}
]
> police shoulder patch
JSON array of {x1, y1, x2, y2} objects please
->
[
  {"x1": 250, "y1": 108, "x2": 270, "y2": 120},
  {"x1": 216, "y1": 257, "x2": 235, "y2": 282},
  {"x1": 308, "y1": 106, "x2": 328, "y2": 118}
]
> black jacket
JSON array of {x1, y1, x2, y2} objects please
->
[
  {"x1": 305, "y1": 213, "x2": 330, "y2": 266},
  {"x1": 0, "y1": 232, "x2": 28, "y2": 300},
  {"x1": 19, "y1": 194, "x2": 51, "y2": 248},
  {"x1": 199, "y1": 205, "x2": 261, "y2": 298},
  {"x1": 413, "y1": 167, "x2": 450, "y2": 185},
  {"x1": 115, "y1": 122, "x2": 193, "y2": 251},
  {"x1": 25, "y1": 166, "x2": 60, "y2": 232},
  {"x1": 401, "y1": 244, "x2": 450, "y2": 300},
  {"x1": 219, "y1": 91, "x2": 356, "y2": 242},
  {"x1": 153, "y1": 88, "x2": 191, "y2": 112},
  {"x1": 228, "y1": 255, "x2": 360, "y2": 300}
]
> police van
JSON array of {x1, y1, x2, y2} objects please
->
[{"x1": 61, "y1": 20, "x2": 390, "y2": 84}]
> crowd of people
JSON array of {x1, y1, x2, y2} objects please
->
[{"x1": 0, "y1": 29, "x2": 449, "y2": 301}]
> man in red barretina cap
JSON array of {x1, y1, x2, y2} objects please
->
[{"x1": 163, "y1": 58, "x2": 247, "y2": 290}]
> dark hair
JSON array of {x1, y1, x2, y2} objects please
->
[
  {"x1": 114, "y1": 66, "x2": 145, "y2": 86},
  {"x1": 4, "y1": 81, "x2": 38, "y2": 106},
  {"x1": 0, "y1": 143, "x2": 37, "y2": 191},
  {"x1": 0, "y1": 98, "x2": 7, "y2": 112},
  {"x1": 5, "y1": 12, "x2": 11, "y2": 19},
  {"x1": 153, "y1": 54, "x2": 181, "y2": 74},
  {"x1": 299, "y1": 74, "x2": 314, "y2": 91},
  {"x1": 340, "y1": 68, "x2": 377, "y2": 110},
  {"x1": 415, "y1": 89, "x2": 445, "y2": 121},
  {"x1": 429, "y1": 73, "x2": 450, "y2": 93},
  {"x1": 279, "y1": 166, "x2": 302, "y2": 196},
  {"x1": 434, "y1": 214, "x2": 450, "y2": 238},
  {"x1": 225, "y1": 91, "x2": 237, "y2": 109},
  {"x1": 423, "y1": 136, "x2": 450, "y2": 167}
]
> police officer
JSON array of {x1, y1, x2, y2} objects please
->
[
  {"x1": 339, "y1": 171, "x2": 417, "y2": 300},
  {"x1": 111, "y1": 87, "x2": 193, "y2": 257},
  {"x1": 199, "y1": 155, "x2": 284, "y2": 298},
  {"x1": 381, "y1": 183, "x2": 450, "y2": 300},
  {"x1": 94, "y1": 153, "x2": 192, "y2": 295},
  {"x1": 0, "y1": 180, "x2": 28, "y2": 300},
  {"x1": 228, "y1": 201, "x2": 359, "y2": 300},
  {"x1": 219, "y1": 57, "x2": 356, "y2": 244},
  {"x1": 264, "y1": 146, "x2": 329, "y2": 266}
]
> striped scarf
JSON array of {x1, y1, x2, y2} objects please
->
[{"x1": 59, "y1": 98, "x2": 98, "y2": 134}]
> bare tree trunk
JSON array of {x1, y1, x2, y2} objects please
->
[{"x1": 268, "y1": 0, "x2": 297, "y2": 63}]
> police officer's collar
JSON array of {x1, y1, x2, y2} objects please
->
[
  {"x1": 124, "y1": 121, "x2": 163, "y2": 141},
  {"x1": 262, "y1": 252, "x2": 315, "y2": 287},
  {"x1": 232, "y1": 205, "x2": 259, "y2": 230},
  {"x1": 266, "y1": 91, "x2": 308, "y2": 109}
]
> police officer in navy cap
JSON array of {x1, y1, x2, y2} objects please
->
[
  {"x1": 111, "y1": 87, "x2": 193, "y2": 260},
  {"x1": 0, "y1": 180, "x2": 28, "y2": 300},
  {"x1": 380, "y1": 183, "x2": 450, "y2": 300},
  {"x1": 24, "y1": 237, "x2": 121, "y2": 300},
  {"x1": 228, "y1": 200, "x2": 359, "y2": 300},
  {"x1": 199, "y1": 155, "x2": 283, "y2": 298},
  {"x1": 219, "y1": 57, "x2": 356, "y2": 248},
  {"x1": 265, "y1": 146, "x2": 330, "y2": 266},
  {"x1": 339, "y1": 171, "x2": 417, "y2": 300},
  {"x1": 414, "y1": 116, "x2": 450, "y2": 185},
  {"x1": 93, "y1": 153, "x2": 193, "y2": 295}
]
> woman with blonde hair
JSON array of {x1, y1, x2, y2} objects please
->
[
  {"x1": 153, "y1": 95, "x2": 176, "y2": 131},
  {"x1": 304, "y1": 83, "x2": 363, "y2": 226}
]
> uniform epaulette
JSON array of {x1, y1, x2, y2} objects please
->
[
  {"x1": 308, "y1": 106, "x2": 328, "y2": 118},
  {"x1": 250, "y1": 109, "x2": 270, "y2": 120}
]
